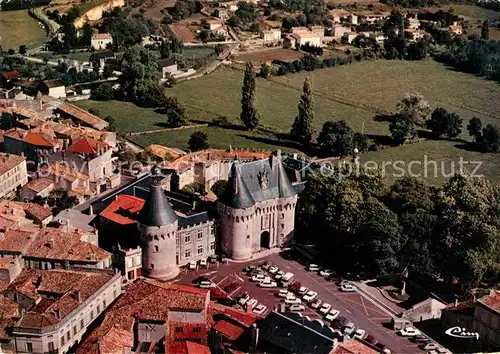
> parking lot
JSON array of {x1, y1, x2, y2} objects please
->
[{"x1": 177, "y1": 253, "x2": 424, "y2": 354}]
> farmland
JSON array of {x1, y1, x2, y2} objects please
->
[
  {"x1": 235, "y1": 49, "x2": 304, "y2": 62},
  {"x1": 0, "y1": 10, "x2": 47, "y2": 50}
]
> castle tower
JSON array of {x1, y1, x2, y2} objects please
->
[{"x1": 137, "y1": 166, "x2": 179, "y2": 280}]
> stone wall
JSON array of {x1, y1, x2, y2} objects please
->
[{"x1": 74, "y1": 0, "x2": 125, "y2": 28}]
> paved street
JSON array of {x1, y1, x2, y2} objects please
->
[{"x1": 176, "y1": 252, "x2": 423, "y2": 354}]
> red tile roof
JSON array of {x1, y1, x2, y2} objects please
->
[
  {"x1": 22, "y1": 178, "x2": 54, "y2": 193},
  {"x1": 92, "y1": 33, "x2": 112, "y2": 40},
  {"x1": 1, "y1": 71, "x2": 20, "y2": 81},
  {"x1": 0, "y1": 294, "x2": 20, "y2": 340},
  {"x1": 45, "y1": 162, "x2": 89, "y2": 183},
  {"x1": 67, "y1": 137, "x2": 109, "y2": 155},
  {"x1": 24, "y1": 203, "x2": 52, "y2": 222},
  {"x1": 185, "y1": 341, "x2": 211, "y2": 354},
  {"x1": 479, "y1": 290, "x2": 500, "y2": 313},
  {"x1": 0, "y1": 152, "x2": 25, "y2": 176},
  {"x1": 333, "y1": 339, "x2": 379, "y2": 354},
  {"x1": 0, "y1": 228, "x2": 37, "y2": 254},
  {"x1": 100, "y1": 194, "x2": 145, "y2": 225},
  {"x1": 23, "y1": 132, "x2": 57, "y2": 147},
  {"x1": 208, "y1": 303, "x2": 263, "y2": 327},
  {"x1": 212, "y1": 320, "x2": 245, "y2": 341},
  {"x1": 57, "y1": 103, "x2": 109, "y2": 130},
  {"x1": 42, "y1": 79, "x2": 64, "y2": 88}
]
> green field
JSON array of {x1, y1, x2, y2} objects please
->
[
  {"x1": 422, "y1": 4, "x2": 500, "y2": 20},
  {"x1": 0, "y1": 10, "x2": 47, "y2": 50}
]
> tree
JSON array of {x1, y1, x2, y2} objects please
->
[
  {"x1": 290, "y1": 78, "x2": 314, "y2": 147},
  {"x1": 62, "y1": 23, "x2": 78, "y2": 47},
  {"x1": 80, "y1": 23, "x2": 94, "y2": 46},
  {"x1": 211, "y1": 180, "x2": 228, "y2": 198},
  {"x1": 259, "y1": 63, "x2": 271, "y2": 78},
  {"x1": 481, "y1": 20, "x2": 489, "y2": 40},
  {"x1": 467, "y1": 117, "x2": 482, "y2": 142},
  {"x1": 480, "y1": 124, "x2": 500, "y2": 152},
  {"x1": 0, "y1": 112, "x2": 14, "y2": 129},
  {"x1": 7, "y1": 49, "x2": 15, "y2": 55},
  {"x1": 426, "y1": 107, "x2": 462, "y2": 139},
  {"x1": 389, "y1": 111, "x2": 416, "y2": 145},
  {"x1": 18, "y1": 45, "x2": 27, "y2": 56},
  {"x1": 96, "y1": 83, "x2": 115, "y2": 100},
  {"x1": 317, "y1": 120, "x2": 355, "y2": 157},
  {"x1": 188, "y1": 131, "x2": 209, "y2": 151},
  {"x1": 354, "y1": 132, "x2": 368, "y2": 152},
  {"x1": 240, "y1": 62, "x2": 259, "y2": 130},
  {"x1": 88, "y1": 108, "x2": 101, "y2": 116},
  {"x1": 165, "y1": 97, "x2": 187, "y2": 127},
  {"x1": 397, "y1": 92, "x2": 431, "y2": 127},
  {"x1": 104, "y1": 116, "x2": 116, "y2": 131}
]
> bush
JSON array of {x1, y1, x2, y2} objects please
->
[{"x1": 212, "y1": 116, "x2": 230, "y2": 126}]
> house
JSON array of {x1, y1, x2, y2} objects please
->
[
  {"x1": 332, "y1": 25, "x2": 351, "y2": 37},
  {"x1": 0, "y1": 200, "x2": 52, "y2": 227},
  {"x1": 91, "y1": 33, "x2": 113, "y2": 50},
  {"x1": 0, "y1": 294, "x2": 21, "y2": 352},
  {"x1": 442, "y1": 290, "x2": 500, "y2": 352},
  {"x1": 0, "y1": 71, "x2": 20, "y2": 86},
  {"x1": 402, "y1": 298, "x2": 447, "y2": 323},
  {"x1": 20, "y1": 178, "x2": 54, "y2": 200},
  {"x1": 8, "y1": 268, "x2": 121, "y2": 354},
  {"x1": 90, "y1": 51, "x2": 115, "y2": 68},
  {"x1": 0, "y1": 152, "x2": 28, "y2": 198},
  {"x1": 342, "y1": 31, "x2": 358, "y2": 44},
  {"x1": 289, "y1": 31, "x2": 322, "y2": 47},
  {"x1": 3, "y1": 128, "x2": 60, "y2": 166},
  {"x1": 405, "y1": 28, "x2": 427, "y2": 41},
  {"x1": 260, "y1": 28, "x2": 281, "y2": 42},
  {"x1": 38, "y1": 79, "x2": 66, "y2": 99},
  {"x1": 355, "y1": 11, "x2": 390, "y2": 24},
  {"x1": 43, "y1": 162, "x2": 91, "y2": 202},
  {"x1": 158, "y1": 58, "x2": 179, "y2": 80},
  {"x1": 207, "y1": 19, "x2": 223, "y2": 31},
  {"x1": 56, "y1": 103, "x2": 109, "y2": 130},
  {"x1": 329, "y1": 9, "x2": 352, "y2": 24},
  {"x1": 214, "y1": 7, "x2": 229, "y2": 19},
  {"x1": 112, "y1": 245, "x2": 142, "y2": 282},
  {"x1": 309, "y1": 25, "x2": 325, "y2": 36},
  {"x1": 449, "y1": 24, "x2": 463, "y2": 34}
]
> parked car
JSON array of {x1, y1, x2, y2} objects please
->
[
  {"x1": 412, "y1": 335, "x2": 431, "y2": 344},
  {"x1": 374, "y1": 343, "x2": 388, "y2": 352},
  {"x1": 399, "y1": 327, "x2": 421, "y2": 337},
  {"x1": 339, "y1": 279, "x2": 351, "y2": 286},
  {"x1": 274, "y1": 270, "x2": 285, "y2": 279},
  {"x1": 289, "y1": 304, "x2": 306, "y2": 312},
  {"x1": 365, "y1": 334, "x2": 377, "y2": 345},
  {"x1": 343, "y1": 321, "x2": 356, "y2": 335},
  {"x1": 243, "y1": 265, "x2": 256, "y2": 273},
  {"x1": 188, "y1": 261, "x2": 197, "y2": 269},
  {"x1": 269, "y1": 266, "x2": 279, "y2": 274},
  {"x1": 289, "y1": 281, "x2": 301, "y2": 292},
  {"x1": 277, "y1": 289, "x2": 294, "y2": 298},
  {"x1": 260, "y1": 280, "x2": 278, "y2": 288},
  {"x1": 219, "y1": 255, "x2": 228, "y2": 263},
  {"x1": 353, "y1": 328, "x2": 366, "y2": 340},
  {"x1": 209, "y1": 255, "x2": 218, "y2": 263},
  {"x1": 210, "y1": 288, "x2": 228, "y2": 300},
  {"x1": 281, "y1": 272, "x2": 294, "y2": 282},
  {"x1": 284, "y1": 297, "x2": 302, "y2": 305},
  {"x1": 251, "y1": 274, "x2": 266, "y2": 282},
  {"x1": 253, "y1": 304, "x2": 267, "y2": 315},
  {"x1": 303, "y1": 291, "x2": 318, "y2": 302},
  {"x1": 313, "y1": 319, "x2": 325, "y2": 327},
  {"x1": 246, "y1": 298, "x2": 258, "y2": 308},
  {"x1": 224, "y1": 282, "x2": 239, "y2": 293},
  {"x1": 308, "y1": 264, "x2": 320, "y2": 272},
  {"x1": 199, "y1": 280, "x2": 216, "y2": 288},
  {"x1": 238, "y1": 293, "x2": 250, "y2": 305},
  {"x1": 218, "y1": 298, "x2": 237, "y2": 306},
  {"x1": 319, "y1": 269, "x2": 332, "y2": 277},
  {"x1": 340, "y1": 283, "x2": 356, "y2": 292},
  {"x1": 298, "y1": 287, "x2": 309, "y2": 295},
  {"x1": 319, "y1": 303, "x2": 331, "y2": 314},
  {"x1": 199, "y1": 258, "x2": 207, "y2": 267},
  {"x1": 311, "y1": 299, "x2": 322, "y2": 309},
  {"x1": 324, "y1": 309, "x2": 340, "y2": 322},
  {"x1": 262, "y1": 261, "x2": 272, "y2": 270},
  {"x1": 194, "y1": 276, "x2": 210, "y2": 284},
  {"x1": 422, "y1": 343, "x2": 440, "y2": 351}
]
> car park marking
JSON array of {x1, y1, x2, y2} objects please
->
[{"x1": 217, "y1": 275, "x2": 229, "y2": 286}]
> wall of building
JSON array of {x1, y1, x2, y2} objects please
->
[
  {"x1": 177, "y1": 220, "x2": 215, "y2": 265},
  {"x1": 20, "y1": 184, "x2": 54, "y2": 200},
  {"x1": 0, "y1": 159, "x2": 28, "y2": 198},
  {"x1": 471, "y1": 304, "x2": 500, "y2": 352},
  {"x1": 48, "y1": 87, "x2": 66, "y2": 99},
  {"x1": 13, "y1": 272, "x2": 122, "y2": 354}
]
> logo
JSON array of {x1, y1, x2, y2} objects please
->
[{"x1": 445, "y1": 326, "x2": 479, "y2": 340}]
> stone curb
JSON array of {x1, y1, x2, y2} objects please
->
[{"x1": 354, "y1": 282, "x2": 400, "y2": 317}]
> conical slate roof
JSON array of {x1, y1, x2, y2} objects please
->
[
  {"x1": 221, "y1": 159, "x2": 256, "y2": 209},
  {"x1": 137, "y1": 168, "x2": 177, "y2": 226},
  {"x1": 276, "y1": 156, "x2": 296, "y2": 198}
]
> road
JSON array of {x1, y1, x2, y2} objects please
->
[{"x1": 177, "y1": 252, "x2": 422, "y2": 354}]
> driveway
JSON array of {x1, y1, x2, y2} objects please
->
[{"x1": 176, "y1": 253, "x2": 422, "y2": 354}]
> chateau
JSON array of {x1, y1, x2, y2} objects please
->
[{"x1": 96, "y1": 151, "x2": 298, "y2": 281}]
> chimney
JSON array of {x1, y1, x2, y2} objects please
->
[
  {"x1": 74, "y1": 290, "x2": 81, "y2": 303},
  {"x1": 88, "y1": 205, "x2": 93, "y2": 216},
  {"x1": 54, "y1": 309, "x2": 60, "y2": 320},
  {"x1": 455, "y1": 298, "x2": 458, "y2": 307},
  {"x1": 246, "y1": 304, "x2": 253, "y2": 313}
]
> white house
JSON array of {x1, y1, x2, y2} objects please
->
[
  {"x1": 260, "y1": 28, "x2": 281, "y2": 42},
  {"x1": 91, "y1": 33, "x2": 113, "y2": 50}
]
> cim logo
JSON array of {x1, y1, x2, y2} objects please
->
[{"x1": 445, "y1": 326, "x2": 480, "y2": 340}]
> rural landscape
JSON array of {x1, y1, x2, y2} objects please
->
[{"x1": 0, "y1": 0, "x2": 500, "y2": 352}]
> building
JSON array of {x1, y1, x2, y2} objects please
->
[
  {"x1": 342, "y1": 31, "x2": 358, "y2": 44},
  {"x1": 0, "y1": 294, "x2": 21, "y2": 353},
  {"x1": 310, "y1": 25, "x2": 325, "y2": 36},
  {"x1": 0, "y1": 152, "x2": 28, "y2": 198},
  {"x1": 329, "y1": 9, "x2": 352, "y2": 24},
  {"x1": 145, "y1": 144, "x2": 186, "y2": 161},
  {"x1": 56, "y1": 103, "x2": 109, "y2": 131},
  {"x1": 9, "y1": 268, "x2": 121, "y2": 354},
  {"x1": 207, "y1": 19, "x2": 223, "y2": 31},
  {"x1": 77, "y1": 280, "x2": 261, "y2": 354},
  {"x1": 4, "y1": 128, "x2": 60, "y2": 167},
  {"x1": 214, "y1": 7, "x2": 229, "y2": 19},
  {"x1": 260, "y1": 28, "x2": 281, "y2": 42},
  {"x1": 441, "y1": 290, "x2": 500, "y2": 352},
  {"x1": 449, "y1": 24, "x2": 463, "y2": 34},
  {"x1": 402, "y1": 298, "x2": 447, "y2": 323},
  {"x1": 217, "y1": 152, "x2": 297, "y2": 261},
  {"x1": 332, "y1": 25, "x2": 351, "y2": 38},
  {"x1": 90, "y1": 51, "x2": 116, "y2": 69},
  {"x1": 405, "y1": 28, "x2": 426, "y2": 41},
  {"x1": 90, "y1": 33, "x2": 113, "y2": 50},
  {"x1": 43, "y1": 162, "x2": 91, "y2": 201},
  {"x1": 158, "y1": 58, "x2": 179, "y2": 80},
  {"x1": 20, "y1": 178, "x2": 54, "y2": 200},
  {"x1": 38, "y1": 80, "x2": 66, "y2": 99},
  {"x1": 355, "y1": 11, "x2": 390, "y2": 24},
  {"x1": 288, "y1": 31, "x2": 323, "y2": 47}
]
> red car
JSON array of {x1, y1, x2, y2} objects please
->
[
  {"x1": 224, "y1": 282, "x2": 239, "y2": 293},
  {"x1": 289, "y1": 281, "x2": 301, "y2": 292},
  {"x1": 365, "y1": 334, "x2": 377, "y2": 345},
  {"x1": 210, "y1": 288, "x2": 228, "y2": 300}
]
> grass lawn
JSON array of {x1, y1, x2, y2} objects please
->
[
  {"x1": 418, "y1": 4, "x2": 500, "y2": 20},
  {"x1": 0, "y1": 10, "x2": 47, "y2": 50}
]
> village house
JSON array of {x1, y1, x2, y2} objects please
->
[
  {"x1": 43, "y1": 162, "x2": 91, "y2": 202},
  {"x1": 213, "y1": 7, "x2": 229, "y2": 19},
  {"x1": 38, "y1": 80, "x2": 66, "y2": 99},
  {"x1": 4, "y1": 128, "x2": 60, "y2": 167},
  {"x1": 0, "y1": 294, "x2": 21, "y2": 353},
  {"x1": 159, "y1": 58, "x2": 179, "y2": 80},
  {"x1": 112, "y1": 245, "x2": 142, "y2": 283},
  {"x1": 20, "y1": 178, "x2": 54, "y2": 200},
  {"x1": 0, "y1": 200, "x2": 52, "y2": 228},
  {"x1": 8, "y1": 268, "x2": 121, "y2": 354},
  {"x1": 332, "y1": 24, "x2": 351, "y2": 38},
  {"x1": 56, "y1": 103, "x2": 109, "y2": 131},
  {"x1": 260, "y1": 28, "x2": 281, "y2": 42},
  {"x1": 0, "y1": 153, "x2": 28, "y2": 198},
  {"x1": 207, "y1": 19, "x2": 223, "y2": 31},
  {"x1": 329, "y1": 9, "x2": 353, "y2": 23},
  {"x1": 90, "y1": 51, "x2": 116, "y2": 69},
  {"x1": 356, "y1": 11, "x2": 390, "y2": 24},
  {"x1": 91, "y1": 33, "x2": 113, "y2": 50},
  {"x1": 449, "y1": 24, "x2": 463, "y2": 34},
  {"x1": 309, "y1": 25, "x2": 325, "y2": 37},
  {"x1": 342, "y1": 31, "x2": 358, "y2": 44},
  {"x1": 286, "y1": 31, "x2": 322, "y2": 48},
  {"x1": 405, "y1": 28, "x2": 427, "y2": 41}
]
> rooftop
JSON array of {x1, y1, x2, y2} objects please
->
[
  {"x1": 100, "y1": 194, "x2": 145, "y2": 226},
  {"x1": 24, "y1": 203, "x2": 53, "y2": 222},
  {"x1": 0, "y1": 294, "x2": 20, "y2": 340},
  {"x1": 0, "y1": 200, "x2": 51, "y2": 225},
  {"x1": 21, "y1": 178, "x2": 54, "y2": 193},
  {"x1": 1, "y1": 71, "x2": 20, "y2": 81},
  {"x1": 45, "y1": 162, "x2": 89, "y2": 183},
  {"x1": 212, "y1": 319, "x2": 245, "y2": 341},
  {"x1": 92, "y1": 33, "x2": 112, "y2": 40},
  {"x1": 333, "y1": 339, "x2": 379, "y2": 353},
  {"x1": 67, "y1": 137, "x2": 109, "y2": 155},
  {"x1": 0, "y1": 228, "x2": 35, "y2": 254},
  {"x1": 42, "y1": 79, "x2": 64, "y2": 88},
  {"x1": 146, "y1": 144, "x2": 185, "y2": 160},
  {"x1": 0, "y1": 152, "x2": 26, "y2": 176},
  {"x1": 57, "y1": 103, "x2": 109, "y2": 130},
  {"x1": 478, "y1": 290, "x2": 500, "y2": 314},
  {"x1": 11, "y1": 269, "x2": 117, "y2": 329}
]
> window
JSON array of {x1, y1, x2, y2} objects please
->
[
  {"x1": 80, "y1": 319, "x2": 85, "y2": 329},
  {"x1": 175, "y1": 327, "x2": 183, "y2": 333},
  {"x1": 26, "y1": 343, "x2": 33, "y2": 352},
  {"x1": 151, "y1": 264, "x2": 155, "y2": 269},
  {"x1": 210, "y1": 225, "x2": 215, "y2": 235},
  {"x1": 154, "y1": 245, "x2": 159, "y2": 253},
  {"x1": 66, "y1": 331, "x2": 70, "y2": 341},
  {"x1": 103, "y1": 299, "x2": 107, "y2": 308},
  {"x1": 193, "y1": 327, "x2": 201, "y2": 333},
  {"x1": 185, "y1": 250, "x2": 191, "y2": 258},
  {"x1": 48, "y1": 342, "x2": 54, "y2": 352},
  {"x1": 61, "y1": 336, "x2": 65, "y2": 346},
  {"x1": 176, "y1": 235, "x2": 179, "y2": 246},
  {"x1": 210, "y1": 241, "x2": 215, "y2": 251},
  {"x1": 90, "y1": 310, "x2": 94, "y2": 320},
  {"x1": 97, "y1": 304, "x2": 101, "y2": 313},
  {"x1": 185, "y1": 234, "x2": 191, "y2": 243},
  {"x1": 197, "y1": 245, "x2": 203, "y2": 255},
  {"x1": 154, "y1": 235, "x2": 158, "y2": 240},
  {"x1": 197, "y1": 229, "x2": 203, "y2": 239},
  {"x1": 73, "y1": 325, "x2": 77, "y2": 335},
  {"x1": 113, "y1": 290, "x2": 117, "y2": 298}
]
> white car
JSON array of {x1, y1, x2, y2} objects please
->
[
  {"x1": 246, "y1": 298, "x2": 258, "y2": 308},
  {"x1": 353, "y1": 328, "x2": 366, "y2": 339},
  {"x1": 313, "y1": 319, "x2": 325, "y2": 327},
  {"x1": 188, "y1": 261, "x2": 197, "y2": 269},
  {"x1": 303, "y1": 291, "x2": 318, "y2": 302},
  {"x1": 268, "y1": 266, "x2": 279, "y2": 274},
  {"x1": 238, "y1": 293, "x2": 250, "y2": 305},
  {"x1": 298, "y1": 286, "x2": 308, "y2": 295},
  {"x1": 311, "y1": 299, "x2": 322, "y2": 309},
  {"x1": 399, "y1": 327, "x2": 421, "y2": 337},
  {"x1": 260, "y1": 280, "x2": 278, "y2": 288},
  {"x1": 199, "y1": 259, "x2": 207, "y2": 267},
  {"x1": 341, "y1": 283, "x2": 356, "y2": 292},
  {"x1": 308, "y1": 264, "x2": 320, "y2": 272},
  {"x1": 253, "y1": 304, "x2": 267, "y2": 315},
  {"x1": 274, "y1": 270, "x2": 285, "y2": 279},
  {"x1": 319, "y1": 269, "x2": 332, "y2": 277},
  {"x1": 324, "y1": 309, "x2": 340, "y2": 321},
  {"x1": 284, "y1": 297, "x2": 301, "y2": 305},
  {"x1": 251, "y1": 274, "x2": 266, "y2": 282},
  {"x1": 289, "y1": 304, "x2": 306, "y2": 312},
  {"x1": 319, "y1": 303, "x2": 331, "y2": 314},
  {"x1": 198, "y1": 281, "x2": 216, "y2": 288},
  {"x1": 277, "y1": 289, "x2": 293, "y2": 298},
  {"x1": 343, "y1": 321, "x2": 356, "y2": 335},
  {"x1": 422, "y1": 343, "x2": 439, "y2": 351}
]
